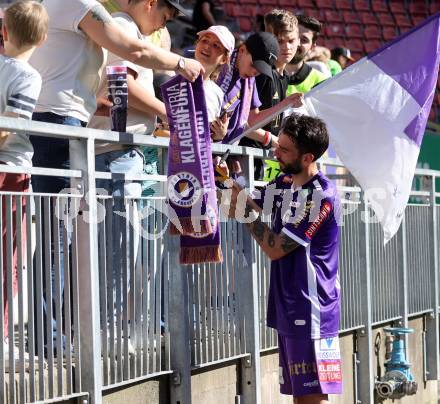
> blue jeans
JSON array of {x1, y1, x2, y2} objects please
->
[
  {"x1": 95, "y1": 149, "x2": 144, "y2": 326},
  {"x1": 31, "y1": 112, "x2": 86, "y2": 352},
  {"x1": 31, "y1": 112, "x2": 86, "y2": 194}
]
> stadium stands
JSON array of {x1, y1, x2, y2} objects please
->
[{"x1": 215, "y1": 0, "x2": 440, "y2": 121}]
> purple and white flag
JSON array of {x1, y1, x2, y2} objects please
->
[{"x1": 304, "y1": 13, "x2": 440, "y2": 242}]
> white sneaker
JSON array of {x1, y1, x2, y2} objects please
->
[
  {"x1": 3, "y1": 339, "x2": 29, "y2": 373},
  {"x1": 102, "y1": 329, "x2": 135, "y2": 356}
]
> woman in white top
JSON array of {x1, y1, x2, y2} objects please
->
[{"x1": 155, "y1": 25, "x2": 235, "y2": 141}]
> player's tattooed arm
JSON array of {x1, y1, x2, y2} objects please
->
[{"x1": 245, "y1": 202, "x2": 300, "y2": 260}]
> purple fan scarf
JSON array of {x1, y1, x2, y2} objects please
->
[
  {"x1": 216, "y1": 50, "x2": 252, "y2": 144},
  {"x1": 162, "y1": 75, "x2": 222, "y2": 264}
]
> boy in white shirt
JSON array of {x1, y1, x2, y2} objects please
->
[{"x1": 0, "y1": 0, "x2": 48, "y2": 364}]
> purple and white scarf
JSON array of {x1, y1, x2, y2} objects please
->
[{"x1": 162, "y1": 75, "x2": 222, "y2": 264}]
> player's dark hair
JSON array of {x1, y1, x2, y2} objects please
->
[
  {"x1": 296, "y1": 14, "x2": 321, "y2": 43},
  {"x1": 280, "y1": 114, "x2": 329, "y2": 161}
]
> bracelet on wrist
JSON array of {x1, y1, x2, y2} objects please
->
[{"x1": 262, "y1": 131, "x2": 271, "y2": 147}]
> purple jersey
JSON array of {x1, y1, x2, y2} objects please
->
[
  {"x1": 217, "y1": 51, "x2": 261, "y2": 143},
  {"x1": 253, "y1": 172, "x2": 340, "y2": 339}
]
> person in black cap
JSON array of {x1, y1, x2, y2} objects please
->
[
  {"x1": 331, "y1": 46, "x2": 354, "y2": 69},
  {"x1": 217, "y1": 31, "x2": 303, "y2": 148}
]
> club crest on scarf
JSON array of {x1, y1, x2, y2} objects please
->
[
  {"x1": 168, "y1": 172, "x2": 202, "y2": 208},
  {"x1": 162, "y1": 75, "x2": 223, "y2": 264}
]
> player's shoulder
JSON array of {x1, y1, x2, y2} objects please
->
[{"x1": 308, "y1": 172, "x2": 338, "y2": 206}]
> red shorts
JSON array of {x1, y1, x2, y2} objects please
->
[{"x1": 0, "y1": 168, "x2": 29, "y2": 337}]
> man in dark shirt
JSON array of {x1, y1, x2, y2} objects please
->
[{"x1": 250, "y1": 9, "x2": 300, "y2": 179}]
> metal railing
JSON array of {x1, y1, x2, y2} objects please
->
[{"x1": 0, "y1": 116, "x2": 439, "y2": 404}]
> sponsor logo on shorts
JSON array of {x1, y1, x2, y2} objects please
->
[
  {"x1": 317, "y1": 361, "x2": 342, "y2": 383},
  {"x1": 315, "y1": 337, "x2": 341, "y2": 360},
  {"x1": 303, "y1": 380, "x2": 319, "y2": 388},
  {"x1": 288, "y1": 361, "x2": 317, "y2": 376}
]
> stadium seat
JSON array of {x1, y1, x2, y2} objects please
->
[
  {"x1": 278, "y1": 0, "x2": 294, "y2": 7},
  {"x1": 297, "y1": 0, "x2": 312, "y2": 8},
  {"x1": 364, "y1": 25, "x2": 382, "y2": 40},
  {"x1": 335, "y1": 0, "x2": 351, "y2": 11},
  {"x1": 241, "y1": 0, "x2": 257, "y2": 5},
  {"x1": 371, "y1": 0, "x2": 388, "y2": 14},
  {"x1": 301, "y1": 8, "x2": 321, "y2": 19},
  {"x1": 260, "y1": 0, "x2": 277, "y2": 5},
  {"x1": 324, "y1": 10, "x2": 343, "y2": 23},
  {"x1": 345, "y1": 24, "x2": 364, "y2": 39},
  {"x1": 346, "y1": 38, "x2": 364, "y2": 53},
  {"x1": 376, "y1": 13, "x2": 396, "y2": 27},
  {"x1": 364, "y1": 40, "x2": 382, "y2": 53},
  {"x1": 321, "y1": 38, "x2": 337, "y2": 49},
  {"x1": 409, "y1": 2, "x2": 428, "y2": 17},
  {"x1": 258, "y1": 5, "x2": 274, "y2": 15},
  {"x1": 342, "y1": 11, "x2": 360, "y2": 24},
  {"x1": 428, "y1": 107, "x2": 436, "y2": 122},
  {"x1": 316, "y1": 0, "x2": 334, "y2": 9},
  {"x1": 382, "y1": 26, "x2": 397, "y2": 41},
  {"x1": 359, "y1": 12, "x2": 379, "y2": 26},
  {"x1": 325, "y1": 23, "x2": 344, "y2": 37},
  {"x1": 230, "y1": 5, "x2": 245, "y2": 16},
  {"x1": 411, "y1": 15, "x2": 426, "y2": 26},
  {"x1": 243, "y1": 5, "x2": 258, "y2": 17},
  {"x1": 389, "y1": 2, "x2": 406, "y2": 15},
  {"x1": 394, "y1": 14, "x2": 412, "y2": 29},
  {"x1": 353, "y1": 0, "x2": 370, "y2": 12},
  {"x1": 430, "y1": 3, "x2": 440, "y2": 14},
  {"x1": 238, "y1": 17, "x2": 252, "y2": 32},
  {"x1": 224, "y1": 3, "x2": 235, "y2": 15}
]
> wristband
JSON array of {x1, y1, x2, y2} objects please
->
[{"x1": 262, "y1": 131, "x2": 271, "y2": 147}]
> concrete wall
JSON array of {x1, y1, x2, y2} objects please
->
[{"x1": 77, "y1": 316, "x2": 439, "y2": 404}]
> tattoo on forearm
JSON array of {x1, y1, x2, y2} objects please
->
[
  {"x1": 268, "y1": 232, "x2": 275, "y2": 248},
  {"x1": 280, "y1": 234, "x2": 299, "y2": 253},
  {"x1": 250, "y1": 217, "x2": 266, "y2": 242},
  {"x1": 244, "y1": 203, "x2": 254, "y2": 219},
  {"x1": 90, "y1": 5, "x2": 112, "y2": 25}
]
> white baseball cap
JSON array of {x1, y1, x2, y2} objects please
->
[{"x1": 197, "y1": 25, "x2": 235, "y2": 55}]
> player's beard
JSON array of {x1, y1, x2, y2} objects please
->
[
  {"x1": 280, "y1": 158, "x2": 303, "y2": 175},
  {"x1": 290, "y1": 49, "x2": 307, "y2": 65}
]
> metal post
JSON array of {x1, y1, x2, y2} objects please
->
[
  {"x1": 70, "y1": 138, "x2": 102, "y2": 404},
  {"x1": 425, "y1": 175, "x2": 439, "y2": 380},
  {"x1": 238, "y1": 153, "x2": 261, "y2": 404},
  {"x1": 397, "y1": 216, "x2": 409, "y2": 355},
  {"x1": 168, "y1": 234, "x2": 192, "y2": 403},
  {"x1": 357, "y1": 195, "x2": 374, "y2": 404}
]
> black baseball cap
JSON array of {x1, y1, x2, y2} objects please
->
[
  {"x1": 244, "y1": 32, "x2": 280, "y2": 79},
  {"x1": 164, "y1": 0, "x2": 188, "y2": 16},
  {"x1": 331, "y1": 47, "x2": 354, "y2": 61}
]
